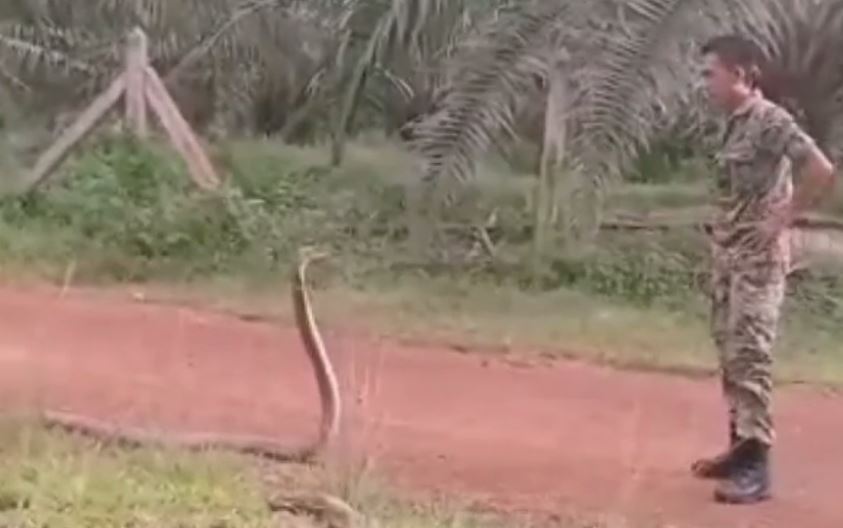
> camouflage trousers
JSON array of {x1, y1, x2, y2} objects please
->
[{"x1": 710, "y1": 247, "x2": 787, "y2": 447}]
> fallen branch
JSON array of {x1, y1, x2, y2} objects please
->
[
  {"x1": 438, "y1": 211, "x2": 843, "y2": 238},
  {"x1": 601, "y1": 213, "x2": 843, "y2": 233},
  {"x1": 267, "y1": 491, "x2": 362, "y2": 528}
]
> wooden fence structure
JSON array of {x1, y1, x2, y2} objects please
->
[{"x1": 26, "y1": 27, "x2": 220, "y2": 191}]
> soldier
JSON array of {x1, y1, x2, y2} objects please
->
[{"x1": 692, "y1": 35, "x2": 835, "y2": 504}]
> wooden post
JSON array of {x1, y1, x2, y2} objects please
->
[
  {"x1": 27, "y1": 74, "x2": 127, "y2": 190},
  {"x1": 144, "y1": 65, "x2": 220, "y2": 190},
  {"x1": 25, "y1": 27, "x2": 220, "y2": 192},
  {"x1": 125, "y1": 27, "x2": 148, "y2": 137}
]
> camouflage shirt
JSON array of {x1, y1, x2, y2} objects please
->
[{"x1": 711, "y1": 93, "x2": 816, "y2": 264}]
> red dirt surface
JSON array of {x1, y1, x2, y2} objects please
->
[{"x1": 1, "y1": 285, "x2": 842, "y2": 528}]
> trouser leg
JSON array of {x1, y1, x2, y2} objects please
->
[
  {"x1": 721, "y1": 264, "x2": 785, "y2": 446},
  {"x1": 692, "y1": 260, "x2": 740, "y2": 479},
  {"x1": 713, "y1": 262, "x2": 784, "y2": 504},
  {"x1": 710, "y1": 261, "x2": 736, "y2": 438}
]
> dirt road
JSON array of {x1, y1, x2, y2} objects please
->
[{"x1": 0, "y1": 285, "x2": 841, "y2": 528}]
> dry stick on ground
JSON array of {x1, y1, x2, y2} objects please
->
[
  {"x1": 268, "y1": 491, "x2": 363, "y2": 528},
  {"x1": 600, "y1": 213, "x2": 843, "y2": 232},
  {"x1": 37, "y1": 248, "x2": 342, "y2": 463}
]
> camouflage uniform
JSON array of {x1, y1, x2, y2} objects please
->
[{"x1": 710, "y1": 94, "x2": 815, "y2": 447}]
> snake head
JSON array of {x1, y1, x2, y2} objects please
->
[{"x1": 297, "y1": 246, "x2": 330, "y2": 266}]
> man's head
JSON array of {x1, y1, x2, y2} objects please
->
[{"x1": 700, "y1": 34, "x2": 767, "y2": 113}]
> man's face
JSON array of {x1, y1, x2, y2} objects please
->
[{"x1": 701, "y1": 52, "x2": 744, "y2": 112}]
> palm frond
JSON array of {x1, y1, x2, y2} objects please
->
[
  {"x1": 573, "y1": 0, "x2": 784, "y2": 183},
  {"x1": 0, "y1": 0, "x2": 346, "y2": 137},
  {"x1": 757, "y1": 0, "x2": 843, "y2": 156},
  {"x1": 332, "y1": 0, "x2": 491, "y2": 162},
  {"x1": 409, "y1": 1, "x2": 569, "y2": 188},
  {"x1": 0, "y1": 23, "x2": 97, "y2": 75},
  {"x1": 410, "y1": 0, "x2": 797, "y2": 189}
]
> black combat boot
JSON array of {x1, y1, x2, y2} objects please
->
[
  {"x1": 691, "y1": 419, "x2": 740, "y2": 479},
  {"x1": 713, "y1": 438, "x2": 771, "y2": 504}
]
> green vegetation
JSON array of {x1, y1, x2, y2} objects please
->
[
  {"x1": 2, "y1": 1, "x2": 843, "y2": 524},
  {"x1": 0, "y1": 419, "x2": 270, "y2": 527},
  {"x1": 0, "y1": 417, "x2": 630, "y2": 527},
  {"x1": 1, "y1": 135, "x2": 842, "y2": 387}
]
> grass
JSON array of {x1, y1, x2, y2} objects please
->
[
  {"x1": 1, "y1": 134, "x2": 840, "y2": 527},
  {"x1": 0, "y1": 417, "x2": 636, "y2": 528},
  {"x1": 0, "y1": 417, "x2": 271, "y2": 527},
  {"x1": 1, "y1": 132, "x2": 843, "y2": 389}
]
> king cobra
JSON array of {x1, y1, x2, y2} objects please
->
[{"x1": 36, "y1": 248, "x2": 341, "y2": 463}]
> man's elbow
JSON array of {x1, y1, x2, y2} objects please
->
[
  {"x1": 808, "y1": 149, "x2": 836, "y2": 188},
  {"x1": 820, "y1": 158, "x2": 835, "y2": 189}
]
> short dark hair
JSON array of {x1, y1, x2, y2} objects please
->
[{"x1": 701, "y1": 34, "x2": 768, "y2": 88}]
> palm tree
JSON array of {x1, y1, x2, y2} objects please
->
[
  {"x1": 0, "y1": 0, "x2": 354, "y2": 140},
  {"x1": 2, "y1": 0, "x2": 841, "y2": 240},
  {"x1": 756, "y1": 0, "x2": 843, "y2": 158},
  {"x1": 328, "y1": 0, "x2": 511, "y2": 166},
  {"x1": 406, "y1": 0, "x2": 843, "y2": 260}
]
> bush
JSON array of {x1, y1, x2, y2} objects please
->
[
  {"x1": 2, "y1": 133, "x2": 842, "y2": 332},
  {"x1": 0, "y1": 135, "x2": 409, "y2": 281}
]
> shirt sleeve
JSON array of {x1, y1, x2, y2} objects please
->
[{"x1": 758, "y1": 105, "x2": 816, "y2": 167}]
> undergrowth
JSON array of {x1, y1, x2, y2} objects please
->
[
  {"x1": 0, "y1": 418, "x2": 630, "y2": 528},
  {"x1": 1, "y1": 134, "x2": 843, "y2": 384},
  {"x1": 0, "y1": 134, "x2": 709, "y2": 305}
]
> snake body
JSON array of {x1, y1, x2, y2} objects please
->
[{"x1": 39, "y1": 249, "x2": 341, "y2": 463}]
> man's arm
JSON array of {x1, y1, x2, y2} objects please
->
[
  {"x1": 761, "y1": 106, "x2": 836, "y2": 224},
  {"x1": 788, "y1": 144, "x2": 836, "y2": 222}
]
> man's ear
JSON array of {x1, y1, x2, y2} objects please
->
[{"x1": 730, "y1": 64, "x2": 747, "y2": 84}]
